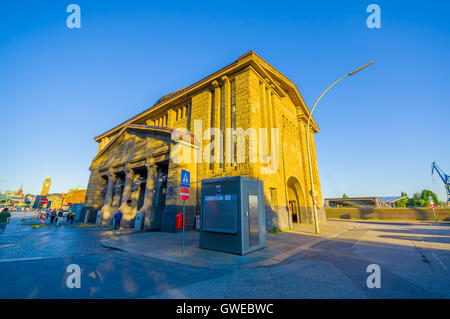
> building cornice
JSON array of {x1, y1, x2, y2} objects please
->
[{"x1": 94, "y1": 50, "x2": 319, "y2": 142}]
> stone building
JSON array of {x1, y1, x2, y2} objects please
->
[{"x1": 83, "y1": 51, "x2": 325, "y2": 232}]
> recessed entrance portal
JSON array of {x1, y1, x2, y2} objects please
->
[
  {"x1": 289, "y1": 200, "x2": 299, "y2": 223},
  {"x1": 151, "y1": 161, "x2": 168, "y2": 229},
  {"x1": 287, "y1": 176, "x2": 306, "y2": 224}
]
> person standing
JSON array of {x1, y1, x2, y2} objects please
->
[
  {"x1": 57, "y1": 209, "x2": 64, "y2": 226},
  {"x1": 113, "y1": 210, "x2": 122, "y2": 231},
  {"x1": 0, "y1": 207, "x2": 11, "y2": 234},
  {"x1": 70, "y1": 210, "x2": 75, "y2": 224},
  {"x1": 50, "y1": 209, "x2": 56, "y2": 224}
]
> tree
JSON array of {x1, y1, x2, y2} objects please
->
[
  {"x1": 406, "y1": 189, "x2": 439, "y2": 207},
  {"x1": 395, "y1": 192, "x2": 409, "y2": 207},
  {"x1": 343, "y1": 193, "x2": 349, "y2": 198},
  {"x1": 421, "y1": 190, "x2": 439, "y2": 206}
]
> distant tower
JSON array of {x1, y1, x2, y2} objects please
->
[{"x1": 40, "y1": 177, "x2": 51, "y2": 195}]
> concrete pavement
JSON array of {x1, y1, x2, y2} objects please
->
[
  {"x1": 1, "y1": 214, "x2": 449, "y2": 298},
  {"x1": 99, "y1": 221, "x2": 355, "y2": 269}
]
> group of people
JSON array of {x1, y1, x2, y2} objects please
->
[
  {"x1": 48, "y1": 209, "x2": 75, "y2": 225},
  {"x1": 0, "y1": 207, "x2": 11, "y2": 234}
]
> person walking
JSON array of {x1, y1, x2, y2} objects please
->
[
  {"x1": 113, "y1": 210, "x2": 123, "y2": 231},
  {"x1": 70, "y1": 210, "x2": 75, "y2": 224},
  {"x1": 0, "y1": 207, "x2": 12, "y2": 234},
  {"x1": 57, "y1": 209, "x2": 64, "y2": 226},
  {"x1": 50, "y1": 209, "x2": 56, "y2": 224}
]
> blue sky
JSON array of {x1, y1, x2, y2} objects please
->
[{"x1": 0, "y1": 0, "x2": 449, "y2": 201}]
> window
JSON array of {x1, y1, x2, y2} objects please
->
[{"x1": 270, "y1": 188, "x2": 278, "y2": 208}]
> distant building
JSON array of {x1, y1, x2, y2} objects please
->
[
  {"x1": 40, "y1": 177, "x2": 51, "y2": 195},
  {"x1": 64, "y1": 186, "x2": 87, "y2": 205},
  {"x1": 324, "y1": 196, "x2": 407, "y2": 208},
  {"x1": 33, "y1": 185, "x2": 86, "y2": 210},
  {"x1": 0, "y1": 187, "x2": 35, "y2": 209}
]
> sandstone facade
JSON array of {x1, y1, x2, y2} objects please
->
[{"x1": 84, "y1": 51, "x2": 325, "y2": 231}]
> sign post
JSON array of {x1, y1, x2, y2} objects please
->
[
  {"x1": 180, "y1": 187, "x2": 190, "y2": 254},
  {"x1": 429, "y1": 196, "x2": 437, "y2": 223},
  {"x1": 180, "y1": 170, "x2": 191, "y2": 255}
]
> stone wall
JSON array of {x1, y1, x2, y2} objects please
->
[{"x1": 325, "y1": 207, "x2": 450, "y2": 221}]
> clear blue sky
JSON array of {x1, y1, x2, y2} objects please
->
[{"x1": 0, "y1": 1, "x2": 449, "y2": 201}]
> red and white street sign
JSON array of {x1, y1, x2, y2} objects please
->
[
  {"x1": 40, "y1": 198, "x2": 48, "y2": 205},
  {"x1": 430, "y1": 204, "x2": 436, "y2": 209},
  {"x1": 180, "y1": 187, "x2": 190, "y2": 201}
]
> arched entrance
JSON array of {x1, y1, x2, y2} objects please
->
[{"x1": 287, "y1": 176, "x2": 306, "y2": 224}]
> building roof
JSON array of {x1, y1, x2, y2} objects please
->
[
  {"x1": 93, "y1": 50, "x2": 319, "y2": 142},
  {"x1": 377, "y1": 196, "x2": 408, "y2": 203}
]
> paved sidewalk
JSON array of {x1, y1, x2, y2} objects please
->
[{"x1": 100, "y1": 220, "x2": 355, "y2": 269}]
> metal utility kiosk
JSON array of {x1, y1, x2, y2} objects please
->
[{"x1": 199, "y1": 176, "x2": 266, "y2": 255}]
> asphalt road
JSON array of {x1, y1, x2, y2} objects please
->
[{"x1": 0, "y1": 215, "x2": 449, "y2": 298}]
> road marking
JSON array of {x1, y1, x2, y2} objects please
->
[
  {"x1": 431, "y1": 252, "x2": 448, "y2": 270},
  {"x1": 0, "y1": 257, "x2": 44, "y2": 263}
]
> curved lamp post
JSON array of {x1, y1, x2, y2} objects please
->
[{"x1": 307, "y1": 61, "x2": 373, "y2": 234}]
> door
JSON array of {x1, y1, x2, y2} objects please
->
[
  {"x1": 289, "y1": 200, "x2": 299, "y2": 223},
  {"x1": 248, "y1": 195, "x2": 259, "y2": 247}
]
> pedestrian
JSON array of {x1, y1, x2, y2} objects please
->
[
  {"x1": 66, "y1": 210, "x2": 70, "y2": 223},
  {"x1": 0, "y1": 207, "x2": 11, "y2": 235},
  {"x1": 50, "y1": 209, "x2": 56, "y2": 224},
  {"x1": 57, "y1": 209, "x2": 64, "y2": 226},
  {"x1": 70, "y1": 210, "x2": 75, "y2": 224},
  {"x1": 113, "y1": 210, "x2": 122, "y2": 231}
]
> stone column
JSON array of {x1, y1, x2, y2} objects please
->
[
  {"x1": 112, "y1": 177, "x2": 123, "y2": 207},
  {"x1": 268, "y1": 86, "x2": 278, "y2": 173},
  {"x1": 103, "y1": 170, "x2": 116, "y2": 207},
  {"x1": 212, "y1": 80, "x2": 221, "y2": 171},
  {"x1": 100, "y1": 169, "x2": 116, "y2": 224},
  {"x1": 222, "y1": 76, "x2": 231, "y2": 169},
  {"x1": 142, "y1": 160, "x2": 158, "y2": 230},
  {"x1": 121, "y1": 165, "x2": 135, "y2": 205},
  {"x1": 118, "y1": 165, "x2": 136, "y2": 225},
  {"x1": 264, "y1": 80, "x2": 273, "y2": 150},
  {"x1": 168, "y1": 108, "x2": 175, "y2": 128}
]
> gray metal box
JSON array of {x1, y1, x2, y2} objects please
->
[{"x1": 199, "y1": 176, "x2": 266, "y2": 255}]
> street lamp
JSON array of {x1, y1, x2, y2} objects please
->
[{"x1": 307, "y1": 61, "x2": 373, "y2": 234}]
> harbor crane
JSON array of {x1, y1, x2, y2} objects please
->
[{"x1": 431, "y1": 162, "x2": 450, "y2": 204}]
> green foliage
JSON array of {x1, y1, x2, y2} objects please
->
[
  {"x1": 268, "y1": 226, "x2": 282, "y2": 233},
  {"x1": 395, "y1": 192, "x2": 409, "y2": 207},
  {"x1": 395, "y1": 190, "x2": 440, "y2": 207},
  {"x1": 404, "y1": 189, "x2": 439, "y2": 207},
  {"x1": 342, "y1": 193, "x2": 349, "y2": 198},
  {"x1": 421, "y1": 190, "x2": 439, "y2": 205},
  {"x1": 407, "y1": 197, "x2": 427, "y2": 207}
]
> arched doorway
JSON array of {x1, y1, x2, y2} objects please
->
[{"x1": 287, "y1": 176, "x2": 306, "y2": 224}]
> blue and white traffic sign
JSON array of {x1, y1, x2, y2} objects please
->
[{"x1": 180, "y1": 170, "x2": 190, "y2": 188}]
